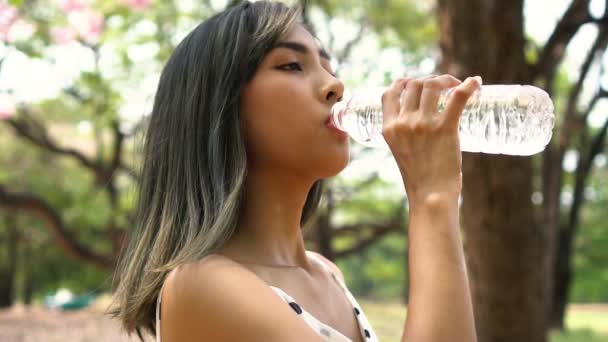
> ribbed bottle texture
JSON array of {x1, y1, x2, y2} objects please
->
[{"x1": 330, "y1": 85, "x2": 555, "y2": 156}]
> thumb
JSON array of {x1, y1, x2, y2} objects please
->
[{"x1": 442, "y1": 76, "x2": 482, "y2": 129}]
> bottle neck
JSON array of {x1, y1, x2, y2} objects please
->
[{"x1": 330, "y1": 101, "x2": 348, "y2": 132}]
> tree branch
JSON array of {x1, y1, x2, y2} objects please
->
[
  {"x1": 336, "y1": 19, "x2": 368, "y2": 66},
  {"x1": 0, "y1": 185, "x2": 113, "y2": 269},
  {"x1": 564, "y1": 114, "x2": 608, "y2": 255},
  {"x1": 5, "y1": 112, "x2": 99, "y2": 170},
  {"x1": 333, "y1": 223, "x2": 399, "y2": 259},
  {"x1": 533, "y1": 0, "x2": 592, "y2": 83},
  {"x1": 557, "y1": 21, "x2": 608, "y2": 151},
  {"x1": 332, "y1": 204, "x2": 406, "y2": 258},
  {"x1": 331, "y1": 220, "x2": 398, "y2": 238},
  {"x1": 558, "y1": 54, "x2": 608, "y2": 279},
  {"x1": 3, "y1": 109, "x2": 139, "y2": 183},
  {"x1": 581, "y1": 86, "x2": 608, "y2": 125},
  {"x1": 299, "y1": 0, "x2": 317, "y2": 37},
  {"x1": 108, "y1": 119, "x2": 125, "y2": 188},
  {"x1": 330, "y1": 172, "x2": 381, "y2": 201}
]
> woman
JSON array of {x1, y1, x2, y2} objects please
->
[{"x1": 110, "y1": 1, "x2": 479, "y2": 341}]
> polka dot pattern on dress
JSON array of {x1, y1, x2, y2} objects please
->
[
  {"x1": 320, "y1": 327, "x2": 331, "y2": 337},
  {"x1": 271, "y1": 291, "x2": 378, "y2": 341},
  {"x1": 289, "y1": 301, "x2": 303, "y2": 314}
]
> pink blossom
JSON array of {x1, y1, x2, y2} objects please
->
[
  {"x1": 0, "y1": 2, "x2": 18, "y2": 42},
  {"x1": 124, "y1": 0, "x2": 151, "y2": 11},
  {"x1": 51, "y1": 26, "x2": 77, "y2": 45},
  {"x1": 55, "y1": 0, "x2": 90, "y2": 14},
  {"x1": 0, "y1": 94, "x2": 16, "y2": 120},
  {"x1": 68, "y1": 9, "x2": 104, "y2": 44}
]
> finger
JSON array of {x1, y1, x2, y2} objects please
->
[
  {"x1": 402, "y1": 75, "x2": 436, "y2": 113},
  {"x1": 419, "y1": 74, "x2": 462, "y2": 116},
  {"x1": 381, "y1": 77, "x2": 411, "y2": 123},
  {"x1": 442, "y1": 76, "x2": 482, "y2": 129}
]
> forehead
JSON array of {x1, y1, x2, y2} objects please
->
[
  {"x1": 271, "y1": 25, "x2": 331, "y2": 60},
  {"x1": 282, "y1": 24, "x2": 318, "y2": 42},
  {"x1": 281, "y1": 25, "x2": 318, "y2": 46}
]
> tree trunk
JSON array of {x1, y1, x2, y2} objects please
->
[
  {"x1": 551, "y1": 116, "x2": 608, "y2": 327},
  {"x1": 0, "y1": 214, "x2": 18, "y2": 308},
  {"x1": 551, "y1": 228, "x2": 572, "y2": 329},
  {"x1": 0, "y1": 272, "x2": 12, "y2": 308},
  {"x1": 22, "y1": 236, "x2": 34, "y2": 305},
  {"x1": 437, "y1": 1, "x2": 551, "y2": 341},
  {"x1": 543, "y1": 144, "x2": 567, "y2": 329}
]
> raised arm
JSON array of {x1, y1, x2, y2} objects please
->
[{"x1": 381, "y1": 74, "x2": 480, "y2": 342}]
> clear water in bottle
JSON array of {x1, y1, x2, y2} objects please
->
[{"x1": 330, "y1": 85, "x2": 556, "y2": 156}]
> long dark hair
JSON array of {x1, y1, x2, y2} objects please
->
[{"x1": 109, "y1": 1, "x2": 325, "y2": 339}]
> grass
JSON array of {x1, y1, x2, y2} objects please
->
[
  {"x1": 357, "y1": 299, "x2": 407, "y2": 341},
  {"x1": 358, "y1": 300, "x2": 608, "y2": 342},
  {"x1": 548, "y1": 329, "x2": 607, "y2": 342},
  {"x1": 563, "y1": 304, "x2": 608, "y2": 335}
]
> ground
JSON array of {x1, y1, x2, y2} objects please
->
[{"x1": 0, "y1": 295, "x2": 606, "y2": 342}]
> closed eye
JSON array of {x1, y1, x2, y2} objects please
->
[{"x1": 278, "y1": 62, "x2": 303, "y2": 72}]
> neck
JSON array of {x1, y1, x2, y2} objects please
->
[{"x1": 219, "y1": 167, "x2": 319, "y2": 271}]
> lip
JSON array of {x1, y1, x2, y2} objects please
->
[{"x1": 325, "y1": 114, "x2": 348, "y2": 138}]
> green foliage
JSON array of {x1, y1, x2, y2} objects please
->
[
  {"x1": 337, "y1": 232, "x2": 407, "y2": 301},
  {"x1": 0, "y1": 0, "x2": 221, "y2": 303},
  {"x1": 524, "y1": 37, "x2": 540, "y2": 66},
  {"x1": 333, "y1": 176, "x2": 402, "y2": 223},
  {"x1": 311, "y1": 0, "x2": 436, "y2": 58},
  {"x1": 549, "y1": 329, "x2": 608, "y2": 342},
  {"x1": 360, "y1": 300, "x2": 608, "y2": 342},
  {"x1": 570, "y1": 167, "x2": 608, "y2": 302}
]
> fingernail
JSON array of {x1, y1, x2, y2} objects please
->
[{"x1": 474, "y1": 76, "x2": 483, "y2": 86}]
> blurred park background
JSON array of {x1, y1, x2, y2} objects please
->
[{"x1": 0, "y1": 0, "x2": 607, "y2": 341}]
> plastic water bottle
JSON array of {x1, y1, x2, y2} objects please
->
[{"x1": 330, "y1": 85, "x2": 556, "y2": 156}]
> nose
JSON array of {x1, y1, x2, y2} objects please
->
[{"x1": 321, "y1": 73, "x2": 344, "y2": 104}]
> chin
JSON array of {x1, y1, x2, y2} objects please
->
[{"x1": 316, "y1": 148, "x2": 350, "y2": 178}]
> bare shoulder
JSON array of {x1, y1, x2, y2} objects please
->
[
  {"x1": 159, "y1": 254, "x2": 324, "y2": 342},
  {"x1": 307, "y1": 250, "x2": 346, "y2": 283}
]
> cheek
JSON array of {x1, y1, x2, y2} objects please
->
[
  {"x1": 241, "y1": 108, "x2": 313, "y2": 169},
  {"x1": 240, "y1": 77, "x2": 350, "y2": 177},
  {"x1": 241, "y1": 81, "x2": 313, "y2": 159},
  {"x1": 242, "y1": 111, "x2": 350, "y2": 178}
]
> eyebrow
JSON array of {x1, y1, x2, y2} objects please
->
[{"x1": 271, "y1": 41, "x2": 331, "y2": 60}]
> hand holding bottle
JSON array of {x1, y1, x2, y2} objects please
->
[
  {"x1": 331, "y1": 79, "x2": 555, "y2": 155},
  {"x1": 381, "y1": 74, "x2": 482, "y2": 204}
]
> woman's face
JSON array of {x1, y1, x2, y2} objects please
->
[{"x1": 240, "y1": 25, "x2": 349, "y2": 181}]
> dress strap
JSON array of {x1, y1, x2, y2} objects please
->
[
  {"x1": 268, "y1": 286, "x2": 353, "y2": 341},
  {"x1": 308, "y1": 253, "x2": 380, "y2": 342}
]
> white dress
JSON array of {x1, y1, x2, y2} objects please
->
[{"x1": 155, "y1": 252, "x2": 379, "y2": 341}]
